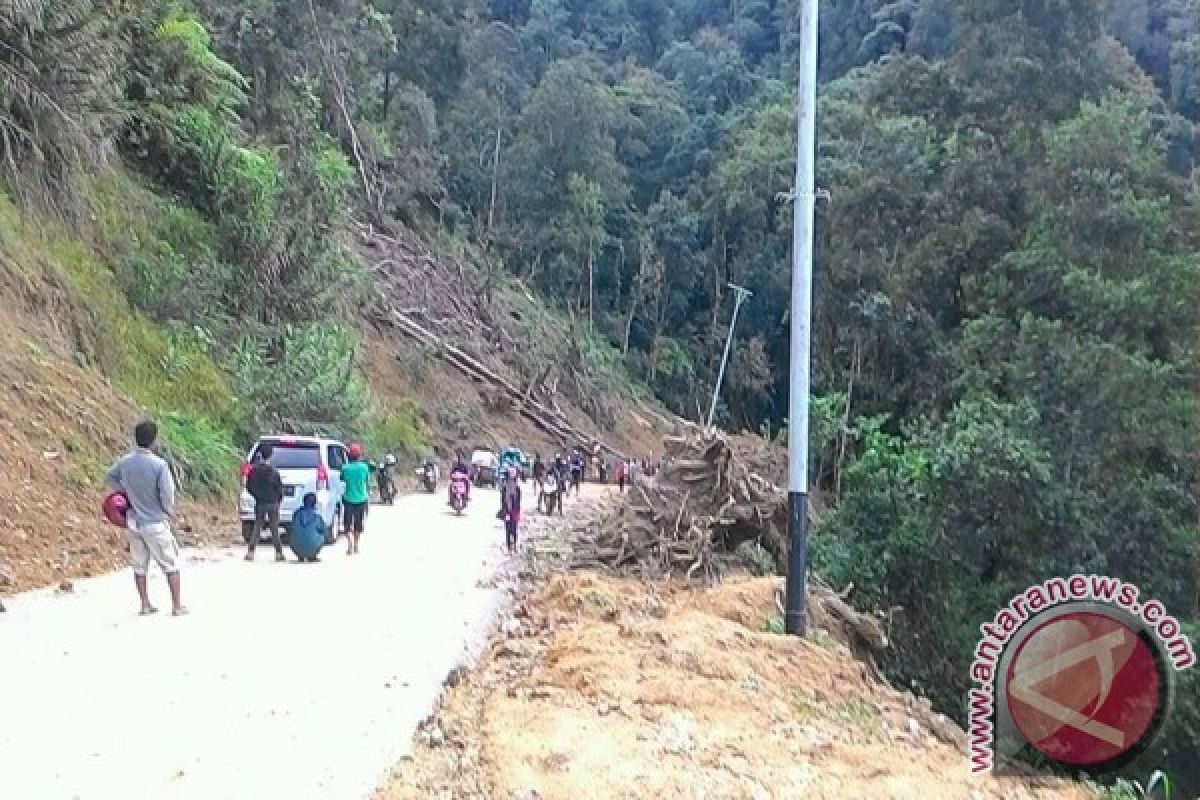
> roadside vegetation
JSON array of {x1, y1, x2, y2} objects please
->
[{"x1": 0, "y1": 0, "x2": 1197, "y2": 793}]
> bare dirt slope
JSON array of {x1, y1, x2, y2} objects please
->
[
  {"x1": 0, "y1": 309, "x2": 227, "y2": 595},
  {"x1": 379, "y1": 572, "x2": 1091, "y2": 800}
]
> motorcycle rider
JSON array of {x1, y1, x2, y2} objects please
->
[
  {"x1": 420, "y1": 455, "x2": 439, "y2": 489},
  {"x1": 377, "y1": 453, "x2": 398, "y2": 502},
  {"x1": 449, "y1": 450, "x2": 471, "y2": 505}
]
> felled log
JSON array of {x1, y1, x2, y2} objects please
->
[{"x1": 379, "y1": 306, "x2": 628, "y2": 460}]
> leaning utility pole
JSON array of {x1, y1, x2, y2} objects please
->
[
  {"x1": 706, "y1": 282, "x2": 754, "y2": 430},
  {"x1": 785, "y1": 0, "x2": 819, "y2": 637}
]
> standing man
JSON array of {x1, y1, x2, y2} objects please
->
[
  {"x1": 569, "y1": 449, "x2": 584, "y2": 497},
  {"x1": 105, "y1": 419, "x2": 187, "y2": 616},
  {"x1": 245, "y1": 442, "x2": 286, "y2": 562},
  {"x1": 531, "y1": 453, "x2": 546, "y2": 498},
  {"x1": 341, "y1": 443, "x2": 371, "y2": 555}
]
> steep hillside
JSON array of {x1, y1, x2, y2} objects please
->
[
  {"x1": 0, "y1": 182, "x2": 671, "y2": 595},
  {"x1": 0, "y1": 194, "x2": 235, "y2": 592},
  {"x1": 359, "y1": 223, "x2": 675, "y2": 462}
]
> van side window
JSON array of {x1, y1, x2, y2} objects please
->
[{"x1": 327, "y1": 446, "x2": 344, "y2": 471}]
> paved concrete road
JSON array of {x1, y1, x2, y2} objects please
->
[{"x1": 0, "y1": 486, "x2": 543, "y2": 800}]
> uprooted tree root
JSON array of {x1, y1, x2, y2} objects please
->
[{"x1": 563, "y1": 426, "x2": 889, "y2": 660}]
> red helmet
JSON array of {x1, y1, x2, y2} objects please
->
[
  {"x1": 102, "y1": 490, "x2": 129, "y2": 527},
  {"x1": 348, "y1": 442, "x2": 364, "y2": 460}
]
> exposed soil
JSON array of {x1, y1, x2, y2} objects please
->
[
  {"x1": 0, "y1": 312, "x2": 229, "y2": 595},
  {"x1": 378, "y1": 571, "x2": 1092, "y2": 800}
]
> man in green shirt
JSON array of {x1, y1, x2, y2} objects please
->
[{"x1": 341, "y1": 443, "x2": 371, "y2": 555}]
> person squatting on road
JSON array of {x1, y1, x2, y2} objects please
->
[
  {"x1": 290, "y1": 492, "x2": 327, "y2": 563},
  {"x1": 105, "y1": 419, "x2": 187, "y2": 616},
  {"x1": 500, "y1": 467, "x2": 522, "y2": 554},
  {"x1": 341, "y1": 443, "x2": 371, "y2": 555},
  {"x1": 245, "y1": 442, "x2": 286, "y2": 562}
]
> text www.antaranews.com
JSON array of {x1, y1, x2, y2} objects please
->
[{"x1": 966, "y1": 574, "x2": 1195, "y2": 774}]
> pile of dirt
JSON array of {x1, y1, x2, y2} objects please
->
[
  {"x1": 0, "y1": 318, "x2": 229, "y2": 595},
  {"x1": 378, "y1": 571, "x2": 1090, "y2": 800}
]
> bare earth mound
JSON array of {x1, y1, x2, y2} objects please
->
[{"x1": 378, "y1": 571, "x2": 1090, "y2": 800}]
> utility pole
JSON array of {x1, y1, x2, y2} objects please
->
[
  {"x1": 786, "y1": 0, "x2": 819, "y2": 637},
  {"x1": 706, "y1": 282, "x2": 754, "y2": 430}
]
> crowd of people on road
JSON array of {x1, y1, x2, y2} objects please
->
[{"x1": 98, "y1": 418, "x2": 656, "y2": 617}]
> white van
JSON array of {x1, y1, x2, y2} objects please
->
[{"x1": 238, "y1": 435, "x2": 347, "y2": 545}]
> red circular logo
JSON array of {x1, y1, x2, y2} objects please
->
[{"x1": 1005, "y1": 611, "x2": 1165, "y2": 767}]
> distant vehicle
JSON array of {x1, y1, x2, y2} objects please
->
[
  {"x1": 499, "y1": 446, "x2": 527, "y2": 482},
  {"x1": 470, "y1": 448, "x2": 498, "y2": 488},
  {"x1": 238, "y1": 435, "x2": 346, "y2": 546}
]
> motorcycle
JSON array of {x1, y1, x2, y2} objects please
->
[
  {"x1": 449, "y1": 473, "x2": 470, "y2": 515},
  {"x1": 415, "y1": 463, "x2": 438, "y2": 493},
  {"x1": 376, "y1": 457, "x2": 397, "y2": 505}
]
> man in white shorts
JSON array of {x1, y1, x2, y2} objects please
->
[{"x1": 105, "y1": 419, "x2": 187, "y2": 616}]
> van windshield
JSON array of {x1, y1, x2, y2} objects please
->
[{"x1": 258, "y1": 441, "x2": 321, "y2": 470}]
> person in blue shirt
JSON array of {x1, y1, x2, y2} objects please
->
[{"x1": 290, "y1": 492, "x2": 327, "y2": 563}]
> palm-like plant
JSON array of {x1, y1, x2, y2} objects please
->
[{"x1": 0, "y1": 0, "x2": 123, "y2": 216}]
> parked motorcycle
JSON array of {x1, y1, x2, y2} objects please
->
[
  {"x1": 449, "y1": 472, "x2": 470, "y2": 515},
  {"x1": 376, "y1": 454, "x2": 397, "y2": 505}
]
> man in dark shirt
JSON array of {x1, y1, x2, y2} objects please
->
[{"x1": 245, "y1": 443, "x2": 286, "y2": 562}]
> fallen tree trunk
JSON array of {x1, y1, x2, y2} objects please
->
[{"x1": 381, "y1": 308, "x2": 627, "y2": 460}]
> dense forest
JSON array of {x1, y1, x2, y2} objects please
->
[{"x1": 2, "y1": 0, "x2": 1198, "y2": 790}]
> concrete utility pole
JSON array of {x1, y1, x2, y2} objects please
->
[
  {"x1": 706, "y1": 282, "x2": 754, "y2": 430},
  {"x1": 785, "y1": 0, "x2": 819, "y2": 637}
]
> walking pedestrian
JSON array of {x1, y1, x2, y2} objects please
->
[
  {"x1": 501, "y1": 467, "x2": 522, "y2": 554},
  {"x1": 245, "y1": 442, "x2": 286, "y2": 562},
  {"x1": 104, "y1": 419, "x2": 187, "y2": 615},
  {"x1": 616, "y1": 459, "x2": 627, "y2": 492},
  {"x1": 341, "y1": 443, "x2": 371, "y2": 555}
]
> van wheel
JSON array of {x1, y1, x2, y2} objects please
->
[{"x1": 241, "y1": 521, "x2": 256, "y2": 545}]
